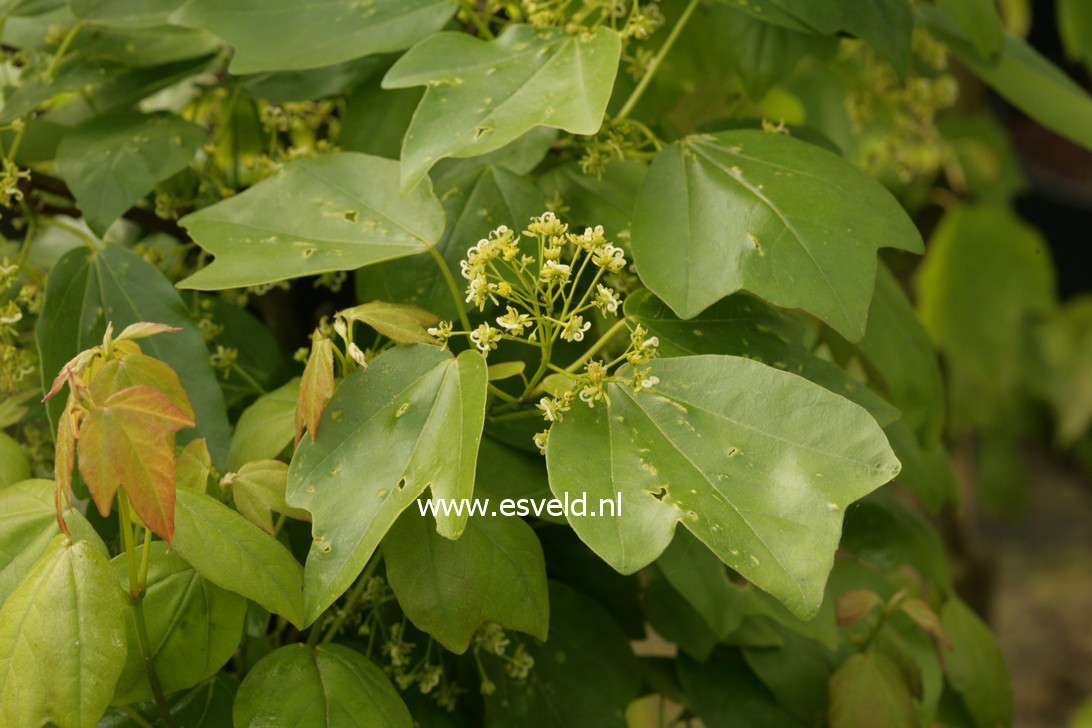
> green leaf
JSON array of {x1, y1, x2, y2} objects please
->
[
  {"x1": 170, "y1": 0, "x2": 457, "y2": 74},
  {"x1": 0, "y1": 479, "x2": 104, "y2": 607},
  {"x1": 341, "y1": 73, "x2": 423, "y2": 160},
  {"x1": 483, "y1": 582, "x2": 640, "y2": 728},
  {"x1": 383, "y1": 24, "x2": 621, "y2": 190},
  {"x1": 744, "y1": 628, "x2": 840, "y2": 724},
  {"x1": 935, "y1": 0, "x2": 1004, "y2": 59},
  {"x1": 177, "y1": 153, "x2": 445, "y2": 290},
  {"x1": 545, "y1": 355, "x2": 900, "y2": 619},
  {"x1": 642, "y1": 577, "x2": 719, "y2": 660},
  {"x1": 1059, "y1": 0, "x2": 1092, "y2": 68},
  {"x1": 1037, "y1": 297, "x2": 1092, "y2": 445},
  {"x1": 227, "y1": 377, "x2": 299, "y2": 471},
  {"x1": 715, "y1": 0, "x2": 912, "y2": 74},
  {"x1": 229, "y1": 459, "x2": 309, "y2": 534},
  {"x1": 70, "y1": 0, "x2": 188, "y2": 27},
  {"x1": 55, "y1": 112, "x2": 205, "y2": 236},
  {"x1": 176, "y1": 438, "x2": 212, "y2": 493},
  {"x1": 828, "y1": 651, "x2": 918, "y2": 728},
  {"x1": 286, "y1": 345, "x2": 488, "y2": 625},
  {"x1": 383, "y1": 506, "x2": 549, "y2": 653},
  {"x1": 340, "y1": 301, "x2": 439, "y2": 345},
  {"x1": 679, "y1": 648, "x2": 803, "y2": 728},
  {"x1": 0, "y1": 536, "x2": 127, "y2": 728},
  {"x1": 109, "y1": 542, "x2": 245, "y2": 704},
  {"x1": 72, "y1": 25, "x2": 221, "y2": 68},
  {"x1": 356, "y1": 162, "x2": 543, "y2": 320},
  {"x1": 625, "y1": 289, "x2": 900, "y2": 426},
  {"x1": 916, "y1": 205, "x2": 1055, "y2": 429},
  {"x1": 941, "y1": 598, "x2": 1013, "y2": 728},
  {"x1": 883, "y1": 420, "x2": 959, "y2": 512},
  {"x1": 36, "y1": 244, "x2": 232, "y2": 466},
  {"x1": 848, "y1": 264, "x2": 946, "y2": 445},
  {"x1": 172, "y1": 488, "x2": 305, "y2": 627},
  {"x1": 233, "y1": 644, "x2": 411, "y2": 727},
  {"x1": 630, "y1": 130, "x2": 922, "y2": 340},
  {"x1": 0, "y1": 433, "x2": 30, "y2": 487},
  {"x1": 921, "y1": 5, "x2": 1092, "y2": 154},
  {"x1": 841, "y1": 491, "x2": 952, "y2": 591}
]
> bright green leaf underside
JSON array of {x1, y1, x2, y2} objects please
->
[
  {"x1": 546, "y1": 355, "x2": 900, "y2": 619},
  {"x1": 630, "y1": 130, "x2": 923, "y2": 340},
  {"x1": 287, "y1": 345, "x2": 488, "y2": 625},
  {"x1": 383, "y1": 24, "x2": 621, "y2": 190},
  {"x1": 178, "y1": 153, "x2": 445, "y2": 290},
  {"x1": 170, "y1": 0, "x2": 457, "y2": 74}
]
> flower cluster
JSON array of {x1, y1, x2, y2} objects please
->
[
  {"x1": 437, "y1": 212, "x2": 628, "y2": 359},
  {"x1": 472, "y1": 622, "x2": 536, "y2": 696},
  {"x1": 0, "y1": 257, "x2": 41, "y2": 397}
]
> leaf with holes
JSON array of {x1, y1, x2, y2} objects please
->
[
  {"x1": 546, "y1": 355, "x2": 899, "y2": 619},
  {"x1": 630, "y1": 130, "x2": 922, "y2": 340},
  {"x1": 287, "y1": 344, "x2": 488, "y2": 625},
  {"x1": 177, "y1": 153, "x2": 445, "y2": 290},
  {"x1": 383, "y1": 24, "x2": 621, "y2": 190}
]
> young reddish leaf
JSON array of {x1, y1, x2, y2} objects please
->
[
  {"x1": 77, "y1": 385, "x2": 195, "y2": 542},
  {"x1": 42, "y1": 349, "x2": 97, "y2": 402},
  {"x1": 295, "y1": 336, "x2": 335, "y2": 445},
  {"x1": 900, "y1": 598, "x2": 952, "y2": 649},
  {"x1": 115, "y1": 322, "x2": 182, "y2": 342},
  {"x1": 89, "y1": 352, "x2": 196, "y2": 420},
  {"x1": 836, "y1": 589, "x2": 883, "y2": 626},
  {"x1": 53, "y1": 397, "x2": 79, "y2": 538}
]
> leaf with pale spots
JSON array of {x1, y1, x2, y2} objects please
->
[
  {"x1": 287, "y1": 344, "x2": 488, "y2": 625},
  {"x1": 545, "y1": 355, "x2": 900, "y2": 619},
  {"x1": 177, "y1": 153, "x2": 445, "y2": 290},
  {"x1": 383, "y1": 24, "x2": 621, "y2": 191},
  {"x1": 630, "y1": 130, "x2": 923, "y2": 340},
  {"x1": 77, "y1": 384, "x2": 195, "y2": 542},
  {"x1": 296, "y1": 337, "x2": 335, "y2": 446},
  {"x1": 171, "y1": 0, "x2": 457, "y2": 74}
]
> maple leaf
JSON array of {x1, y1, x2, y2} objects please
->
[{"x1": 77, "y1": 385, "x2": 195, "y2": 542}]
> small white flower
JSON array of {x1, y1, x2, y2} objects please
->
[
  {"x1": 496, "y1": 306, "x2": 531, "y2": 335},
  {"x1": 469, "y1": 323, "x2": 502, "y2": 355},
  {"x1": 536, "y1": 396, "x2": 570, "y2": 422},
  {"x1": 592, "y1": 244, "x2": 627, "y2": 272},
  {"x1": 560, "y1": 315, "x2": 591, "y2": 342},
  {"x1": 539, "y1": 260, "x2": 571, "y2": 284},
  {"x1": 533, "y1": 429, "x2": 550, "y2": 455},
  {"x1": 594, "y1": 284, "x2": 621, "y2": 315}
]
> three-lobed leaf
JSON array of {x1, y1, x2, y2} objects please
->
[
  {"x1": 55, "y1": 112, "x2": 206, "y2": 236},
  {"x1": 630, "y1": 130, "x2": 923, "y2": 340},
  {"x1": 77, "y1": 384, "x2": 195, "y2": 542},
  {"x1": 287, "y1": 344, "x2": 488, "y2": 625},
  {"x1": 177, "y1": 153, "x2": 445, "y2": 290},
  {"x1": 383, "y1": 24, "x2": 621, "y2": 190},
  {"x1": 546, "y1": 355, "x2": 900, "y2": 619}
]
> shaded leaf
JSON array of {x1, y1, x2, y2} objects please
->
[
  {"x1": 232, "y1": 644, "x2": 411, "y2": 727},
  {"x1": 630, "y1": 130, "x2": 922, "y2": 339},
  {"x1": 383, "y1": 506, "x2": 548, "y2": 653},
  {"x1": 177, "y1": 153, "x2": 445, "y2": 290},
  {"x1": 625, "y1": 289, "x2": 900, "y2": 426},
  {"x1": 829, "y1": 651, "x2": 918, "y2": 728},
  {"x1": 835, "y1": 590, "x2": 883, "y2": 626},
  {"x1": 936, "y1": 0, "x2": 1004, "y2": 59},
  {"x1": 383, "y1": 24, "x2": 621, "y2": 190},
  {"x1": 287, "y1": 345, "x2": 488, "y2": 625},
  {"x1": 229, "y1": 459, "x2": 309, "y2": 534},
  {"x1": 941, "y1": 598, "x2": 1013, "y2": 728},
  {"x1": 679, "y1": 648, "x2": 803, "y2": 728},
  {"x1": 546, "y1": 355, "x2": 900, "y2": 619},
  {"x1": 55, "y1": 112, "x2": 205, "y2": 235},
  {"x1": 176, "y1": 438, "x2": 212, "y2": 493}
]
